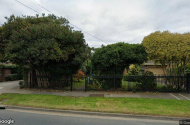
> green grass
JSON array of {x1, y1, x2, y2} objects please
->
[
  {"x1": 122, "y1": 81, "x2": 176, "y2": 91},
  {"x1": 73, "y1": 79, "x2": 85, "y2": 89},
  {"x1": 0, "y1": 93, "x2": 190, "y2": 117},
  {"x1": 122, "y1": 81, "x2": 137, "y2": 89}
]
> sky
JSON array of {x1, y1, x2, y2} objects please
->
[{"x1": 1, "y1": 0, "x2": 190, "y2": 47}]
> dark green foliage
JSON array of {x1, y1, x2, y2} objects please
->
[
  {"x1": 124, "y1": 71, "x2": 157, "y2": 91},
  {"x1": 159, "y1": 86, "x2": 179, "y2": 92},
  {"x1": 19, "y1": 81, "x2": 24, "y2": 89},
  {"x1": 123, "y1": 65, "x2": 141, "y2": 82},
  {"x1": 123, "y1": 74, "x2": 139, "y2": 82},
  {"x1": 5, "y1": 74, "x2": 22, "y2": 81},
  {"x1": 3, "y1": 14, "x2": 87, "y2": 88},
  {"x1": 0, "y1": 64, "x2": 18, "y2": 69},
  {"x1": 136, "y1": 71, "x2": 157, "y2": 91},
  {"x1": 101, "y1": 77, "x2": 122, "y2": 90},
  {"x1": 91, "y1": 43, "x2": 147, "y2": 89},
  {"x1": 1, "y1": 14, "x2": 69, "y2": 61},
  {"x1": 123, "y1": 74, "x2": 128, "y2": 81},
  {"x1": 0, "y1": 64, "x2": 24, "y2": 81}
]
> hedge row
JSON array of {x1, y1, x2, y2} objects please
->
[{"x1": 5, "y1": 74, "x2": 23, "y2": 81}]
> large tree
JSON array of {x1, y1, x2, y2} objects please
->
[
  {"x1": 1, "y1": 14, "x2": 69, "y2": 61},
  {"x1": 3, "y1": 15, "x2": 87, "y2": 88},
  {"x1": 91, "y1": 42, "x2": 147, "y2": 89},
  {"x1": 142, "y1": 31, "x2": 190, "y2": 76}
]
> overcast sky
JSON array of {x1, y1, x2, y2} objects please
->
[{"x1": 1, "y1": 0, "x2": 190, "y2": 47}]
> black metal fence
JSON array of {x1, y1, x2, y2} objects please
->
[
  {"x1": 29, "y1": 73, "x2": 190, "y2": 92},
  {"x1": 85, "y1": 74, "x2": 190, "y2": 92}
]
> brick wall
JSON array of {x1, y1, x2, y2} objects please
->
[{"x1": 0, "y1": 68, "x2": 12, "y2": 81}]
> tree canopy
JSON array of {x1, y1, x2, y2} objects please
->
[
  {"x1": 91, "y1": 42, "x2": 147, "y2": 89},
  {"x1": 1, "y1": 14, "x2": 88, "y2": 87},
  {"x1": 142, "y1": 31, "x2": 190, "y2": 75},
  {"x1": 0, "y1": 14, "x2": 70, "y2": 61},
  {"x1": 92, "y1": 42, "x2": 147, "y2": 75}
]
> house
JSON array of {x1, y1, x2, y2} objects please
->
[
  {"x1": 0, "y1": 62, "x2": 15, "y2": 81},
  {"x1": 143, "y1": 61, "x2": 166, "y2": 75}
]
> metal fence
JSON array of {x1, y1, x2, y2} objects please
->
[
  {"x1": 29, "y1": 73, "x2": 190, "y2": 92},
  {"x1": 85, "y1": 74, "x2": 189, "y2": 92}
]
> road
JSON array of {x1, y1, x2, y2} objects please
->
[{"x1": 0, "y1": 109, "x2": 179, "y2": 125}]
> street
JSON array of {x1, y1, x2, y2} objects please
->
[{"x1": 0, "y1": 109, "x2": 178, "y2": 125}]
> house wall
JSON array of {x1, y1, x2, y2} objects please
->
[
  {"x1": 145, "y1": 66, "x2": 164, "y2": 75},
  {"x1": 0, "y1": 68, "x2": 12, "y2": 81}
]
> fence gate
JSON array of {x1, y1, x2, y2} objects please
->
[{"x1": 71, "y1": 76, "x2": 86, "y2": 91}]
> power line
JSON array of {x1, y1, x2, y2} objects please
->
[
  {"x1": 15, "y1": 0, "x2": 40, "y2": 14},
  {"x1": 37, "y1": 4, "x2": 105, "y2": 43},
  {"x1": 15, "y1": 0, "x2": 106, "y2": 43}
]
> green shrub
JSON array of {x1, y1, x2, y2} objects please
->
[
  {"x1": 123, "y1": 74, "x2": 128, "y2": 81},
  {"x1": 98, "y1": 77, "x2": 122, "y2": 90},
  {"x1": 0, "y1": 64, "x2": 18, "y2": 69},
  {"x1": 159, "y1": 86, "x2": 179, "y2": 92},
  {"x1": 123, "y1": 74, "x2": 140, "y2": 82},
  {"x1": 5, "y1": 74, "x2": 22, "y2": 81},
  {"x1": 136, "y1": 71, "x2": 157, "y2": 91},
  {"x1": 19, "y1": 81, "x2": 24, "y2": 89},
  {"x1": 132, "y1": 89, "x2": 137, "y2": 93},
  {"x1": 87, "y1": 82, "x2": 102, "y2": 90}
]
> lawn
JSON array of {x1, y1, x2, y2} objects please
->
[
  {"x1": 0, "y1": 93, "x2": 190, "y2": 117},
  {"x1": 73, "y1": 79, "x2": 85, "y2": 89},
  {"x1": 122, "y1": 80, "x2": 171, "y2": 91},
  {"x1": 122, "y1": 81, "x2": 137, "y2": 90}
]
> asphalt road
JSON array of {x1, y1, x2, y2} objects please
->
[{"x1": 0, "y1": 109, "x2": 179, "y2": 125}]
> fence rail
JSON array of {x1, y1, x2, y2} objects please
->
[
  {"x1": 86, "y1": 74, "x2": 189, "y2": 92},
  {"x1": 28, "y1": 73, "x2": 190, "y2": 93}
]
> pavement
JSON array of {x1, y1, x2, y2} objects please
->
[
  {"x1": 0, "y1": 109, "x2": 180, "y2": 125},
  {"x1": 0, "y1": 80, "x2": 190, "y2": 100}
]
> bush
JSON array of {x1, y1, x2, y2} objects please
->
[
  {"x1": 96, "y1": 76, "x2": 122, "y2": 90},
  {"x1": 87, "y1": 82, "x2": 102, "y2": 90},
  {"x1": 158, "y1": 86, "x2": 179, "y2": 92},
  {"x1": 123, "y1": 74, "x2": 128, "y2": 81},
  {"x1": 19, "y1": 81, "x2": 24, "y2": 89},
  {"x1": 123, "y1": 74, "x2": 140, "y2": 82},
  {"x1": 0, "y1": 64, "x2": 18, "y2": 69},
  {"x1": 136, "y1": 71, "x2": 157, "y2": 91},
  {"x1": 74, "y1": 70, "x2": 85, "y2": 82},
  {"x1": 123, "y1": 65, "x2": 141, "y2": 82},
  {"x1": 5, "y1": 74, "x2": 22, "y2": 81}
]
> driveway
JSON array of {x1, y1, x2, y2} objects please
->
[
  {"x1": 0, "y1": 81, "x2": 20, "y2": 94},
  {"x1": 0, "y1": 81, "x2": 190, "y2": 100}
]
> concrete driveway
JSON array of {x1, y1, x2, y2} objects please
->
[
  {"x1": 0, "y1": 81, "x2": 190, "y2": 100},
  {"x1": 0, "y1": 80, "x2": 20, "y2": 94}
]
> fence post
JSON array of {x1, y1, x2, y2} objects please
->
[
  {"x1": 187, "y1": 73, "x2": 190, "y2": 93},
  {"x1": 29, "y1": 72, "x2": 32, "y2": 88},
  {"x1": 70, "y1": 76, "x2": 73, "y2": 91},
  {"x1": 85, "y1": 77, "x2": 87, "y2": 91},
  {"x1": 114, "y1": 74, "x2": 116, "y2": 90}
]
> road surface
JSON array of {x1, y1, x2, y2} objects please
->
[{"x1": 0, "y1": 109, "x2": 179, "y2": 125}]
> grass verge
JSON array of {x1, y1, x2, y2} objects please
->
[{"x1": 0, "y1": 93, "x2": 190, "y2": 117}]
